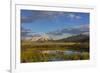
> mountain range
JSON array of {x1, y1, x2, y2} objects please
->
[
  {"x1": 22, "y1": 32, "x2": 89, "y2": 42},
  {"x1": 56, "y1": 34, "x2": 89, "y2": 42}
]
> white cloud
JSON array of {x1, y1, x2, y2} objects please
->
[
  {"x1": 76, "y1": 16, "x2": 81, "y2": 19},
  {"x1": 68, "y1": 13, "x2": 81, "y2": 19},
  {"x1": 47, "y1": 24, "x2": 89, "y2": 36},
  {"x1": 68, "y1": 13, "x2": 75, "y2": 18}
]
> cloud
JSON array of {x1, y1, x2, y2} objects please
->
[
  {"x1": 68, "y1": 13, "x2": 75, "y2": 18},
  {"x1": 21, "y1": 27, "x2": 43, "y2": 39},
  {"x1": 21, "y1": 12, "x2": 42, "y2": 24},
  {"x1": 21, "y1": 16, "x2": 34, "y2": 23},
  {"x1": 47, "y1": 30, "x2": 63, "y2": 35},
  {"x1": 47, "y1": 24, "x2": 89, "y2": 36},
  {"x1": 21, "y1": 10, "x2": 65, "y2": 24},
  {"x1": 76, "y1": 16, "x2": 81, "y2": 19},
  {"x1": 21, "y1": 10, "x2": 82, "y2": 24},
  {"x1": 21, "y1": 27, "x2": 33, "y2": 38},
  {"x1": 67, "y1": 13, "x2": 81, "y2": 19}
]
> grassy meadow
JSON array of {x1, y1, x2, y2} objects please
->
[{"x1": 21, "y1": 41, "x2": 89, "y2": 63}]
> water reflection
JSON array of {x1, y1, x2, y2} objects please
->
[
  {"x1": 42, "y1": 50, "x2": 81, "y2": 55},
  {"x1": 41, "y1": 50, "x2": 82, "y2": 61}
]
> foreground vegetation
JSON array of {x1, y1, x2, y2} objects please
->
[{"x1": 21, "y1": 41, "x2": 89, "y2": 63}]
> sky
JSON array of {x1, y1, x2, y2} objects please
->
[{"x1": 21, "y1": 9, "x2": 89, "y2": 39}]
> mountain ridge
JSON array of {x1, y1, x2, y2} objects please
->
[{"x1": 56, "y1": 34, "x2": 89, "y2": 42}]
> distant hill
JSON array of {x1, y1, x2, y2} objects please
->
[{"x1": 56, "y1": 34, "x2": 89, "y2": 42}]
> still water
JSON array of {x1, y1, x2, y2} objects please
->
[{"x1": 41, "y1": 50, "x2": 82, "y2": 61}]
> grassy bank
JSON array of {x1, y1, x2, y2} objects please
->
[{"x1": 21, "y1": 41, "x2": 89, "y2": 63}]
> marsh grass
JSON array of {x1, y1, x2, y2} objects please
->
[{"x1": 21, "y1": 41, "x2": 89, "y2": 63}]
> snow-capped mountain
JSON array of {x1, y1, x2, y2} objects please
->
[{"x1": 31, "y1": 34, "x2": 51, "y2": 41}]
